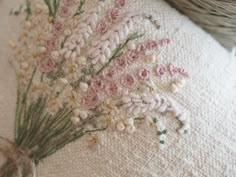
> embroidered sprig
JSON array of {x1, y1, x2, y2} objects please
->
[{"x1": 4, "y1": 0, "x2": 191, "y2": 176}]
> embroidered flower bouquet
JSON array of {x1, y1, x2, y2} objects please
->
[{"x1": 0, "y1": 0, "x2": 190, "y2": 176}]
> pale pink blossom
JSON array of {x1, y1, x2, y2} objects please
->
[
  {"x1": 53, "y1": 22, "x2": 64, "y2": 36},
  {"x1": 168, "y1": 64, "x2": 178, "y2": 76},
  {"x1": 90, "y1": 77, "x2": 104, "y2": 91},
  {"x1": 45, "y1": 38, "x2": 58, "y2": 50},
  {"x1": 158, "y1": 38, "x2": 170, "y2": 46},
  {"x1": 38, "y1": 55, "x2": 56, "y2": 73},
  {"x1": 116, "y1": 56, "x2": 127, "y2": 69},
  {"x1": 136, "y1": 44, "x2": 146, "y2": 54},
  {"x1": 155, "y1": 64, "x2": 166, "y2": 77},
  {"x1": 106, "y1": 8, "x2": 119, "y2": 22},
  {"x1": 146, "y1": 40, "x2": 158, "y2": 50},
  {"x1": 120, "y1": 74, "x2": 136, "y2": 88},
  {"x1": 115, "y1": 0, "x2": 126, "y2": 8},
  {"x1": 138, "y1": 68, "x2": 150, "y2": 80},
  {"x1": 59, "y1": 6, "x2": 71, "y2": 18},
  {"x1": 102, "y1": 67, "x2": 117, "y2": 81},
  {"x1": 105, "y1": 82, "x2": 119, "y2": 96},
  {"x1": 96, "y1": 21, "x2": 108, "y2": 34},
  {"x1": 82, "y1": 89, "x2": 100, "y2": 109},
  {"x1": 126, "y1": 50, "x2": 139, "y2": 64}
]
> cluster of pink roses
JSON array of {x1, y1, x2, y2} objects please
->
[
  {"x1": 81, "y1": 39, "x2": 170, "y2": 109},
  {"x1": 96, "y1": 0, "x2": 126, "y2": 34}
]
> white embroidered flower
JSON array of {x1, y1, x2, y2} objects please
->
[
  {"x1": 47, "y1": 95, "x2": 64, "y2": 115},
  {"x1": 65, "y1": 90, "x2": 80, "y2": 108},
  {"x1": 64, "y1": 59, "x2": 79, "y2": 82},
  {"x1": 30, "y1": 82, "x2": 51, "y2": 101}
]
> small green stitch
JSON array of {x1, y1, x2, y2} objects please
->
[
  {"x1": 162, "y1": 129, "x2": 167, "y2": 134},
  {"x1": 25, "y1": 0, "x2": 31, "y2": 20},
  {"x1": 160, "y1": 140, "x2": 165, "y2": 144},
  {"x1": 73, "y1": 0, "x2": 86, "y2": 17},
  {"x1": 152, "y1": 117, "x2": 158, "y2": 123}
]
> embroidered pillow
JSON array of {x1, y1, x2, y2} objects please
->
[{"x1": 0, "y1": 0, "x2": 235, "y2": 177}]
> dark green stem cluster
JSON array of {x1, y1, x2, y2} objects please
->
[
  {"x1": 44, "y1": 0, "x2": 61, "y2": 23},
  {"x1": 14, "y1": 67, "x2": 106, "y2": 164}
]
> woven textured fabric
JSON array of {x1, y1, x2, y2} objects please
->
[{"x1": 1, "y1": 0, "x2": 236, "y2": 177}]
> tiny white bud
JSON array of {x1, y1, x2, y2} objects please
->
[
  {"x1": 58, "y1": 78, "x2": 68, "y2": 85},
  {"x1": 79, "y1": 82, "x2": 88, "y2": 92},
  {"x1": 73, "y1": 109, "x2": 80, "y2": 116},
  {"x1": 128, "y1": 41, "x2": 136, "y2": 50},
  {"x1": 145, "y1": 54, "x2": 156, "y2": 64},
  {"x1": 124, "y1": 118, "x2": 134, "y2": 126},
  {"x1": 170, "y1": 83, "x2": 179, "y2": 93},
  {"x1": 100, "y1": 55, "x2": 106, "y2": 64},
  {"x1": 126, "y1": 125, "x2": 136, "y2": 134},
  {"x1": 64, "y1": 29, "x2": 72, "y2": 36},
  {"x1": 79, "y1": 111, "x2": 88, "y2": 120},
  {"x1": 70, "y1": 116, "x2": 80, "y2": 125},
  {"x1": 78, "y1": 56, "x2": 87, "y2": 65},
  {"x1": 39, "y1": 46, "x2": 47, "y2": 53},
  {"x1": 116, "y1": 122, "x2": 125, "y2": 131},
  {"x1": 175, "y1": 78, "x2": 186, "y2": 88}
]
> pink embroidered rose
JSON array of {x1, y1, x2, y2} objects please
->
[
  {"x1": 136, "y1": 44, "x2": 146, "y2": 54},
  {"x1": 53, "y1": 22, "x2": 64, "y2": 36},
  {"x1": 121, "y1": 74, "x2": 136, "y2": 88},
  {"x1": 155, "y1": 64, "x2": 166, "y2": 77},
  {"x1": 115, "y1": 0, "x2": 125, "y2": 8},
  {"x1": 138, "y1": 68, "x2": 150, "y2": 80},
  {"x1": 91, "y1": 77, "x2": 104, "y2": 91},
  {"x1": 82, "y1": 89, "x2": 100, "y2": 109},
  {"x1": 116, "y1": 56, "x2": 127, "y2": 70},
  {"x1": 105, "y1": 82, "x2": 119, "y2": 96},
  {"x1": 106, "y1": 8, "x2": 119, "y2": 22},
  {"x1": 158, "y1": 39, "x2": 170, "y2": 46},
  {"x1": 38, "y1": 56, "x2": 56, "y2": 73},
  {"x1": 146, "y1": 40, "x2": 158, "y2": 50},
  {"x1": 102, "y1": 67, "x2": 117, "y2": 81},
  {"x1": 96, "y1": 21, "x2": 108, "y2": 34},
  {"x1": 46, "y1": 38, "x2": 58, "y2": 50},
  {"x1": 59, "y1": 6, "x2": 71, "y2": 17},
  {"x1": 126, "y1": 50, "x2": 139, "y2": 64},
  {"x1": 62, "y1": 0, "x2": 74, "y2": 6},
  {"x1": 168, "y1": 64, "x2": 178, "y2": 76}
]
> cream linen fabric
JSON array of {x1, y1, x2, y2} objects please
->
[{"x1": 1, "y1": 0, "x2": 236, "y2": 177}]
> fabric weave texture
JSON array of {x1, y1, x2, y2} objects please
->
[{"x1": 0, "y1": 0, "x2": 236, "y2": 177}]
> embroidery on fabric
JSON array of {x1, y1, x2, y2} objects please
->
[{"x1": 2, "y1": 0, "x2": 191, "y2": 176}]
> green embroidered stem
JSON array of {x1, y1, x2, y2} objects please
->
[
  {"x1": 61, "y1": 36, "x2": 69, "y2": 48},
  {"x1": 95, "y1": 32, "x2": 144, "y2": 75},
  {"x1": 44, "y1": 0, "x2": 61, "y2": 23},
  {"x1": 25, "y1": 0, "x2": 31, "y2": 20},
  {"x1": 73, "y1": 0, "x2": 86, "y2": 17}
]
